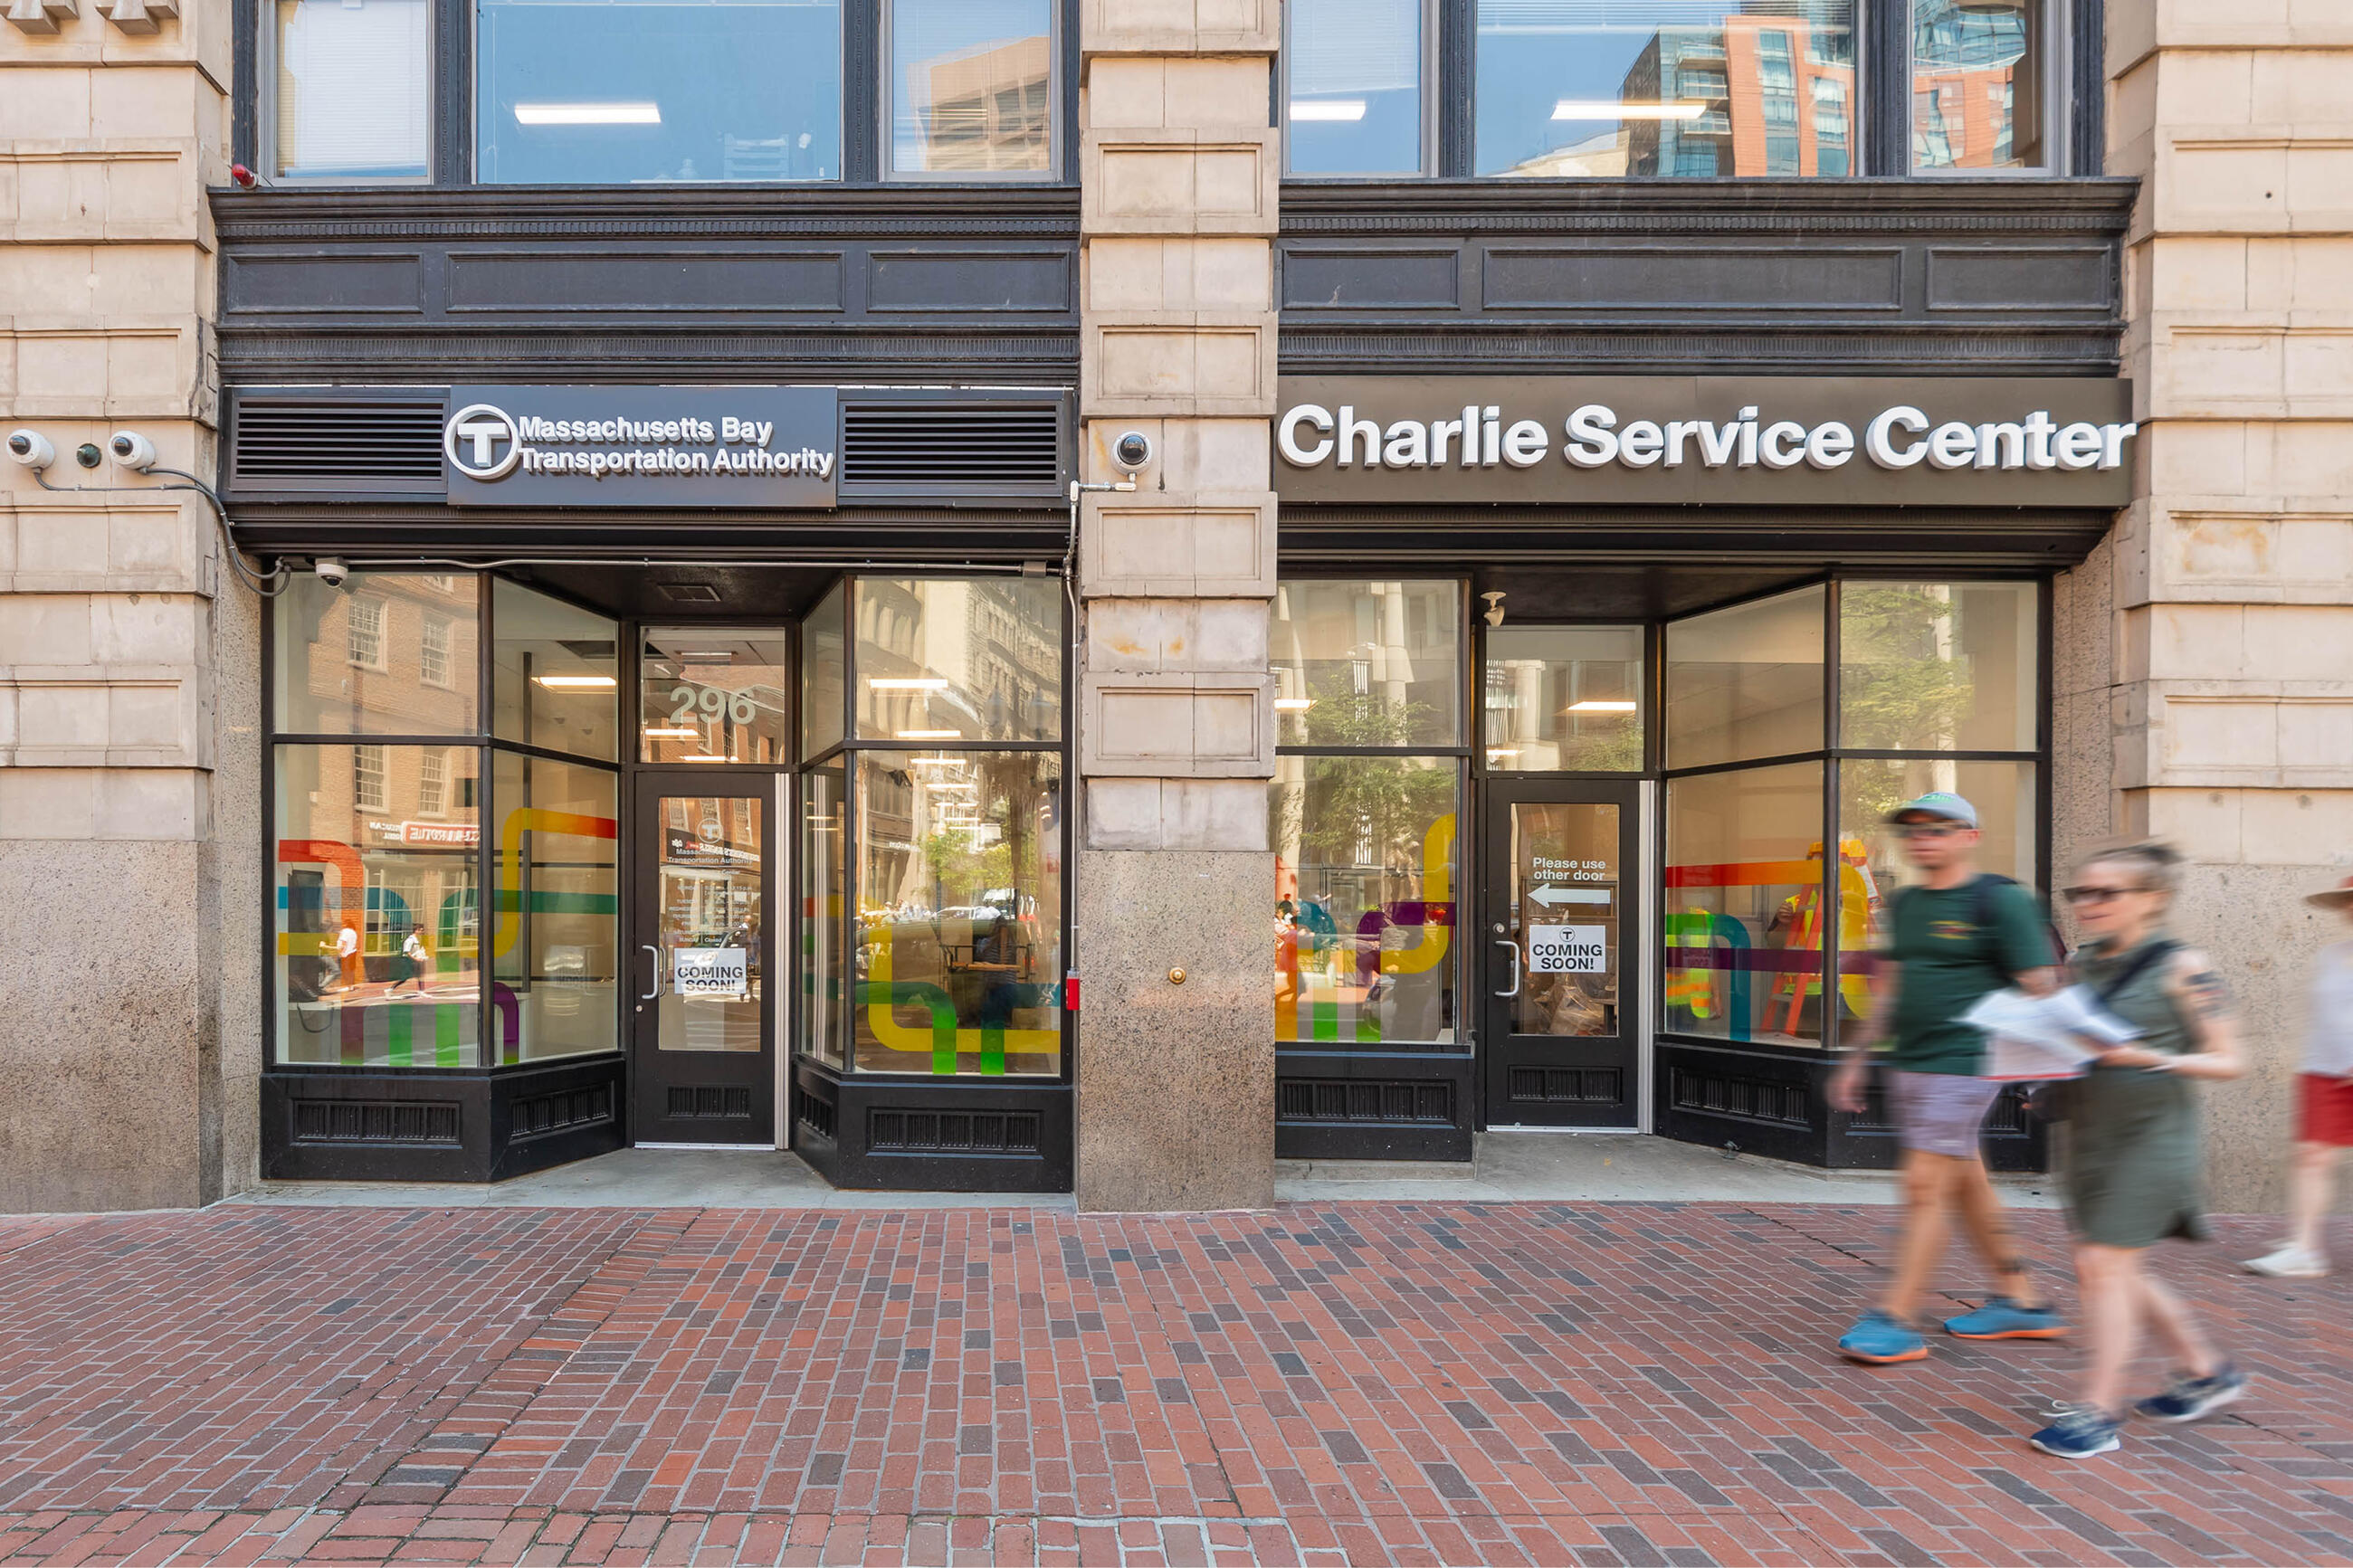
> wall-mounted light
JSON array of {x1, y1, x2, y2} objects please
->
[{"x1": 514, "y1": 101, "x2": 661, "y2": 126}]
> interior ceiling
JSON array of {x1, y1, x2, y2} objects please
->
[
  {"x1": 518, "y1": 564, "x2": 843, "y2": 622},
  {"x1": 1469, "y1": 565, "x2": 1820, "y2": 621}
]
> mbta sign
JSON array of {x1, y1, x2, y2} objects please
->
[{"x1": 443, "y1": 385, "x2": 839, "y2": 508}]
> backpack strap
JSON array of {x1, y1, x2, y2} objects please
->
[{"x1": 2091, "y1": 937, "x2": 2180, "y2": 1007}]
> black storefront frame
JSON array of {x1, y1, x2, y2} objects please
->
[
  {"x1": 260, "y1": 570, "x2": 632, "y2": 1183},
  {"x1": 786, "y1": 573, "x2": 1078, "y2": 1193}
]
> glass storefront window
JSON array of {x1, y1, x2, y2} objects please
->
[
  {"x1": 888, "y1": 0, "x2": 1054, "y2": 177},
  {"x1": 275, "y1": 744, "x2": 483, "y2": 1066},
  {"x1": 491, "y1": 753, "x2": 619, "y2": 1063},
  {"x1": 273, "y1": 0, "x2": 430, "y2": 180},
  {"x1": 1665, "y1": 584, "x2": 1824, "y2": 769},
  {"x1": 475, "y1": 0, "x2": 843, "y2": 184},
  {"x1": 1664, "y1": 760, "x2": 1827, "y2": 1047},
  {"x1": 802, "y1": 581, "x2": 846, "y2": 760},
  {"x1": 493, "y1": 579, "x2": 619, "y2": 761},
  {"x1": 854, "y1": 578, "x2": 1062, "y2": 744},
  {"x1": 1840, "y1": 582, "x2": 2037, "y2": 753},
  {"x1": 1272, "y1": 580, "x2": 1462, "y2": 748},
  {"x1": 799, "y1": 764, "x2": 848, "y2": 1069},
  {"x1": 274, "y1": 573, "x2": 478, "y2": 736},
  {"x1": 1911, "y1": 0, "x2": 2043, "y2": 171},
  {"x1": 1286, "y1": 0, "x2": 1424, "y2": 176},
  {"x1": 640, "y1": 630, "x2": 791, "y2": 765},
  {"x1": 853, "y1": 751, "x2": 1062, "y2": 1076},
  {"x1": 1482, "y1": 625, "x2": 1645, "y2": 772},
  {"x1": 1272, "y1": 756, "x2": 1460, "y2": 1046},
  {"x1": 1475, "y1": 0, "x2": 1854, "y2": 177},
  {"x1": 651, "y1": 793, "x2": 765, "y2": 1053}
]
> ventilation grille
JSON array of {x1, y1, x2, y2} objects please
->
[
  {"x1": 1276, "y1": 1079, "x2": 1454, "y2": 1125},
  {"x1": 796, "y1": 1091, "x2": 837, "y2": 1142},
  {"x1": 868, "y1": 1108, "x2": 1041, "y2": 1155},
  {"x1": 231, "y1": 395, "x2": 447, "y2": 486},
  {"x1": 1672, "y1": 1069, "x2": 1808, "y2": 1128},
  {"x1": 667, "y1": 1085, "x2": 755, "y2": 1119},
  {"x1": 1509, "y1": 1068, "x2": 1624, "y2": 1105},
  {"x1": 291, "y1": 1099, "x2": 461, "y2": 1145},
  {"x1": 838, "y1": 402, "x2": 1062, "y2": 494},
  {"x1": 510, "y1": 1084, "x2": 614, "y2": 1143}
]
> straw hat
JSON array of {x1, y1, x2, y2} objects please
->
[{"x1": 2308, "y1": 873, "x2": 2353, "y2": 910}]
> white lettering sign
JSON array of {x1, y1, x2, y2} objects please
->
[
  {"x1": 1528, "y1": 925, "x2": 1608, "y2": 974},
  {"x1": 673, "y1": 947, "x2": 749, "y2": 998}
]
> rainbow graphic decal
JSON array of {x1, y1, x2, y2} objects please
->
[
  {"x1": 857, "y1": 926, "x2": 1057, "y2": 1077},
  {"x1": 1662, "y1": 860, "x2": 1873, "y2": 1042},
  {"x1": 1276, "y1": 813, "x2": 1455, "y2": 1044}
]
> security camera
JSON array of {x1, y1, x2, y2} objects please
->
[
  {"x1": 314, "y1": 557, "x2": 350, "y2": 588},
  {"x1": 1110, "y1": 431, "x2": 1154, "y2": 473},
  {"x1": 5, "y1": 431, "x2": 54, "y2": 470},
  {"x1": 1481, "y1": 591, "x2": 1506, "y2": 628},
  {"x1": 108, "y1": 432, "x2": 157, "y2": 472}
]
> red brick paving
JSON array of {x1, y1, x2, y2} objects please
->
[{"x1": 0, "y1": 1202, "x2": 2345, "y2": 1565}]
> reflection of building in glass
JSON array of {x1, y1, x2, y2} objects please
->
[
  {"x1": 856, "y1": 580, "x2": 1060, "y2": 741},
  {"x1": 1911, "y1": 0, "x2": 2034, "y2": 168},
  {"x1": 908, "y1": 35, "x2": 1052, "y2": 172},
  {"x1": 1620, "y1": 14, "x2": 1853, "y2": 176}
]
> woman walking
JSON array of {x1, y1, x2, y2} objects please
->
[
  {"x1": 2031, "y1": 841, "x2": 2248, "y2": 1459},
  {"x1": 2242, "y1": 872, "x2": 2353, "y2": 1278}
]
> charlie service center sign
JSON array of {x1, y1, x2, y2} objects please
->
[
  {"x1": 444, "y1": 385, "x2": 838, "y2": 507},
  {"x1": 1274, "y1": 377, "x2": 2137, "y2": 507}
]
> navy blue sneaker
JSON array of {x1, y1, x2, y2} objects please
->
[
  {"x1": 1837, "y1": 1310, "x2": 1927, "y2": 1365},
  {"x1": 1944, "y1": 1297, "x2": 2068, "y2": 1341},
  {"x1": 2134, "y1": 1364, "x2": 2246, "y2": 1423},
  {"x1": 2029, "y1": 1408, "x2": 2120, "y2": 1459}
]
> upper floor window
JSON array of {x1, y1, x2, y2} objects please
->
[
  {"x1": 1284, "y1": 0, "x2": 1426, "y2": 176},
  {"x1": 272, "y1": 0, "x2": 431, "y2": 181},
  {"x1": 886, "y1": 0, "x2": 1056, "y2": 178},
  {"x1": 1910, "y1": 0, "x2": 2047, "y2": 171}
]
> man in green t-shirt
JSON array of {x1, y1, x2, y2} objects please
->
[{"x1": 1828, "y1": 791, "x2": 2064, "y2": 1364}]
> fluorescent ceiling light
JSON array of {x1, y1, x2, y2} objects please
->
[
  {"x1": 1567, "y1": 699, "x2": 1639, "y2": 713},
  {"x1": 1289, "y1": 99, "x2": 1367, "y2": 122},
  {"x1": 868, "y1": 677, "x2": 949, "y2": 690},
  {"x1": 909, "y1": 756, "x2": 965, "y2": 766},
  {"x1": 1552, "y1": 100, "x2": 1707, "y2": 120},
  {"x1": 514, "y1": 101, "x2": 661, "y2": 126},
  {"x1": 643, "y1": 727, "x2": 700, "y2": 737},
  {"x1": 1273, "y1": 698, "x2": 1315, "y2": 711},
  {"x1": 681, "y1": 754, "x2": 733, "y2": 763},
  {"x1": 897, "y1": 729, "x2": 960, "y2": 739},
  {"x1": 672, "y1": 651, "x2": 735, "y2": 660},
  {"x1": 535, "y1": 674, "x2": 617, "y2": 689}
]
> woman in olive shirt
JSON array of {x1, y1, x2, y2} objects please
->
[{"x1": 2031, "y1": 841, "x2": 2248, "y2": 1459}]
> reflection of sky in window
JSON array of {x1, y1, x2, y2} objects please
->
[
  {"x1": 1474, "y1": 0, "x2": 1852, "y2": 176},
  {"x1": 1287, "y1": 0, "x2": 1422, "y2": 175},
  {"x1": 476, "y1": 0, "x2": 842, "y2": 184},
  {"x1": 1913, "y1": 0, "x2": 2025, "y2": 71}
]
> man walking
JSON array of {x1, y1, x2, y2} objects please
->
[{"x1": 1829, "y1": 791, "x2": 2065, "y2": 1364}]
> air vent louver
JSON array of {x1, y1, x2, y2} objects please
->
[
  {"x1": 839, "y1": 402, "x2": 1062, "y2": 494},
  {"x1": 232, "y1": 396, "x2": 446, "y2": 485}
]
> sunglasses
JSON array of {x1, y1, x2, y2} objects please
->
[
  {"x1": 1892, "y1": 822, "x2": 1967, "y2": 840},
  {"x1": 2062, "y1": 885, "x2": 2148, "y2": 906}
]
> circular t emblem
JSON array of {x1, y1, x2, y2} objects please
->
[{"x1": 445, "y1": 403, "x2": 522, "y2": 480}]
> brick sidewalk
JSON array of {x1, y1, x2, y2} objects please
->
[{"x1": 0, "y1": 1202, "x2": 2344, "y2": 1566}]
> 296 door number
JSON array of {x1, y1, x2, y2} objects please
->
[{"x1": 668, "y1": 683, "x2": 757, "y2": 726}]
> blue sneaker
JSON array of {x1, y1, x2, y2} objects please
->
[
  {"x1": 1837, "y1": 1310, "x2": 1927, "y2": 1365},
  {"x1": 2029, "y1": 1408, "x2": 2121, "y2": 1458},
  {"x1": 2134, "y1": 1364, "x2": 2246, "y2": 1423},
  {"x1": 1944, "y1": 1297, "x2": 2068, "y2": 1341}
]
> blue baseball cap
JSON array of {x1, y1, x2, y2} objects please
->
[{"x1": 1887, "y1": 791, "x2": 1978, "y2": 829}]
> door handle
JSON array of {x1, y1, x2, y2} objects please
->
[
  {"x1": 640, "y1": 945, "x2": 662, "y2": 1003},
  {"x1": 1493, "y1": 937, "x2": 1521, "y2": 999}
]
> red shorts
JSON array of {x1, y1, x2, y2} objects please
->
[{"x1": 2299, "y1": 1072, "x2": 2353, "y2": 1147}]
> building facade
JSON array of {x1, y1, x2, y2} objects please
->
[{"x1": 1, "y1": 0, "x2": 2346, "y2": 1214}]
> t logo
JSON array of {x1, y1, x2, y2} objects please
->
[{"x1": 444, "y1": 403, "x2": 522, "y2": 480}]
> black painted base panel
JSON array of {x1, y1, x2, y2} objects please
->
[
  {"x1": 262, "y1": 1055, "x2": 626, "y2": 1183},
  {"x1": 791, "y1": 1061, "x2": 1072, "y2": 1193},
  {"x1": 1275, "y1": 1050, "x2": 1474, "y2": 1163}
]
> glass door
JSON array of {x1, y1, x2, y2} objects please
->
[
  {"x1": 630, "y1": 771, "x2": 776, "y2": 1145},
  {"x1": 1480, "y1": 779, "x2": 1640, "y2": 1128}
]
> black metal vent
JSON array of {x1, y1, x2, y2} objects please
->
[
  {"x1": 231, "y1": 394, "x2": 445, "y2": 486},
  {"x1": 291, "y1": 1099, "x2": 461, "y2": 1145},
  {"x1": 1277, "y1": 1079, "x2": 1454, "y2": 1125},
  {"x1": 838, "y1": 401, "x2": 1062, "y2": 496}
]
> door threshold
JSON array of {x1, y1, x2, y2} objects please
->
[
  {"x1": 633, "y1": 1142, "x2": 781, "y2": 1152},
  {"x1": 1485, "y1": 1125, "x2": 1643, "y2": 1135}
]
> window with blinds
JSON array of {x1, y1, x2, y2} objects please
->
[{"x1": 274, "y1": 0, "x2": 431, "y2": 180}]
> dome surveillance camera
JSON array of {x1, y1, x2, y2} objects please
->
[
  {"x1": 1110, "y1": 431, "x2": 1154, "y2": 473},
  {"x1": 108, "y1": 432, "x2": 158, "y2": 472},
  {"x1": 5, "y1": 430, "x2": 55, "y2": 470},
  {"x1": 314, "y1": 557, "x2": 350, "y2": 588}
]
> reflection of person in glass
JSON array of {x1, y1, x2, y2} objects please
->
[
  {"x1": 389, "y1": 925, "x2": 430, "y2": 993},
  {"x1": 336, "y1": 917, "x2": 364, "y2": 992},
  {"x1": 1766, "y1": 838, "x2": 1876, "y2": 1040}
]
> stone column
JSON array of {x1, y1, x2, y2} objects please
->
[
  {"x1": 1072, "y1": 0, "x2": 1280, "y2": 1211},
  {"x1": 2062, "y1": 6, "x2": 2353, "y2": 1213},
  {"x1": 1, "y1": 0, "x2": 258, "y2": 1209}
]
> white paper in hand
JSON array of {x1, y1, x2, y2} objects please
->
[{"x1": 1964, "y1": 984, "x2": 2140, "y2": 1082}]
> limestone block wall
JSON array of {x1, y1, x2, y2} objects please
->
[
  {"x1": 1073, "y1": 0, "x2": 1279, "y2": 1211},
  {"x1": 0, "y1": 0, "x2": 257, "y2": 1210},
  {"x1": 2062, "y1": 4, "x2": 2353, "y2": 1214}
]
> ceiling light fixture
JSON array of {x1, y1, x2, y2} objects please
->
[
  {"x1": 681, "y1": 754, "x2": 734, "y2": 764},
  {"x1": 1289, "y1": 99, "x2": 1367, "y2": 121},
  {"x1": 1273, "y1": 698, "x2": 1315, "y2": 711},
  {"x1": 1567, "y1": 699, "x2": 1640, "y2": 713},
  {"x1": 868, "y1": 677, "x2": 949, "y2": 690},
  {"x1": 1551, "y1": 100, "x2": 1707, "y2": 120},
  {"x1": 897, "y1": 728, "x2": 960, "y2": 739},
  {"x1": 514, "y1": 101, "x2": 661, "y2": 126},
  {"x1": 534, "y1": 674, "x2": 618, "y2": 689},
  {"x1": 643, "y1": 727, "x2": 700, "y2": 737}
]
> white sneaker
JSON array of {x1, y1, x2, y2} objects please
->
[{"x1": 2242, "y1": 1245, "x2": 2329, "y2": 1278}]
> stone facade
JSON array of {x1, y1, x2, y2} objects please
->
[
  {"x1": 2059, "y1": 2, "x2": 2353, "y2": 1213},
  {"x1": 0, "y1": 0, "x2": 257, "y2": 1210},
  {"x1": 1072, "y1": 0, "x2": 1279, "y2": 1211}
]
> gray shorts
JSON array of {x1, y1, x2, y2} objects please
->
[{"x1": 1886, "y1": 1069, "x2": 2002, "y2": 1159}]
